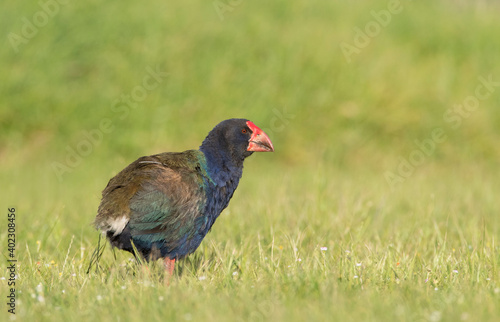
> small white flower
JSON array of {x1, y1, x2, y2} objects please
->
[
  {"x1": 320, "y1": 247, "x2": 327, "y2": 251},
  {"x1": 96, "y1": 295, "x2": 103, "y2": 301},
  {"x1": 356, "y1": 263, "x2": 362, "y2": 267},
  {"x1": 37, "y1": 295, "x2": 45, "y2": 303},
  {"x1": 36, "y1": 283, "x2": 43, "y2": 293},
  {"x1": 198, "y1": 276, "x2": 206, "y2": 281},
  {"x1": 71, "y1": 273, "x2": 76, "y2": 277},
  {"x1": 486, "y1": 278, "x2": 491, "y2": 281},
  {"x1": 0, "y1": 277, "x2": 5, "y2": 280},
  {"x1": 345, "y1": 250, "x2": 351, "y2": 254},
  {"x1": 294, "y1": 247, "x2": 298, "y2": 252},
  {"x1": 434, "y1": 287, "x2": 438, "y2": 291},
  {"x1": 62, "y1": 290, "x2": 65, "y2": 294},
  {"x1": 453, "y1": 270, "x2": 459, "y2": 274},
  {"x1": 353, "y1": 275, "x2": 359, "y2": 279},
  {"x1": 297, "y1": 258, "x2": 302, "y2": 262},
  {"x1": 232, "y1": 271, "x2": 238, "y2": 276},
  {"x1": 121, "y1": 286, "x2": 126, "y2": 290}
]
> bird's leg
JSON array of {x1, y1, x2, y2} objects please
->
[{"x1": 164, "y1": 258, "x2": 176, "y2": 276}]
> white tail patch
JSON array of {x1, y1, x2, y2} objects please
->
[{"x1": 108, "y1": 216, "x2": 129, "y2": 236}]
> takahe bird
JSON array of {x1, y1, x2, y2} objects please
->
[{"x1": 94, "y1": 119, "x2": 274, "y2": 275}]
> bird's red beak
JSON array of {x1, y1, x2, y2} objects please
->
[{"x1": 246, "y1": 121, "x2": 274, "y2": 152}]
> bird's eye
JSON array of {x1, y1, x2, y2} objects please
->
[{"x1": 241, "y1": 129, "x2": 247, "y2": 134}]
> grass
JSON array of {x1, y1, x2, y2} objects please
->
[{"x1": 1, "y1": 0, "x2": 500, "y2": 321}]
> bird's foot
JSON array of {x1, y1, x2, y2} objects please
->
[{"x1": 164, "y1": 258, "x2": 176, "y2": 277}]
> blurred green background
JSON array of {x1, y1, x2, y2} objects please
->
[
  {"x1": 1, "y1": 0, "x2": 500, "y2": 321},
  {"x1": 2, "y1": 0, "x2": 499, "y2": 169},
  {"x1": 2, "y1": 0, "x2": 499, "y2": 221}
]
